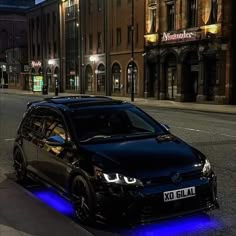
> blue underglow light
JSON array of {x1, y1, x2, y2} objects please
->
[
  {"x1": 32, "y1": 189, "x2": 74, "y2": 217},
  {"x1": 124, "y1": 213, "x2": 222, "y2": 236}
]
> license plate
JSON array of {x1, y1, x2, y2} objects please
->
[{"x1": 163, "y1": 186, "x2": 196, "y2": 202}]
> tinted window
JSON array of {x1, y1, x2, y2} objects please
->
[
  {"x1": 70, "y1": 107, "x2": 164, "y2": 141},
  {"x1": 23, "y1": 108, "x2": 45, "y2": 134},
  {"x1": 44, "y1": 110, "x2": 68, "y2": 141}
]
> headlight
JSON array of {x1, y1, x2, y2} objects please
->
[
  {"x1": 203, "y1": 159, "x2": 212, "y2": 175},
  {"x1": 102, "y1": 173, "x2": 143, "y2": 186}
]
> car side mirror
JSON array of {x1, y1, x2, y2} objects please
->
[
  {"x1": 161, "y1": 124, "x2": 170, "y2": 132},
  {"x1": 45, "y1": 135, "x2": 65, "y2": 147}
]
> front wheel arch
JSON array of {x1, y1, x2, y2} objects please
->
[{"x1": 70, "y1": 174, "x2": 96, "y2": 224}]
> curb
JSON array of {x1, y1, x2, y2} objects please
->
[{"x1": 2, "y1": 91, "x2": 236, "y2": 115}]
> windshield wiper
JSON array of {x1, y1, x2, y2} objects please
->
[{"x1": 79, "y1": 135, "x2": 112, "y2": 143}]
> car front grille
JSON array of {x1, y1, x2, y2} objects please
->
[
  {"x1": 126, "y1": 185, "x2": 214, "y2": 223},
  {"x1": 143, "y1": 170, "x2": 202, "y2": 186}
]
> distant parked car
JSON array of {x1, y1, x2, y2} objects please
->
[{"x1": 13, "y1": 96, "x2": 219, "y2": 224}]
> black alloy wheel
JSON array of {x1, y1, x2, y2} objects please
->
[
  {"x1": 13, "y1": 149, "x2": 28, "y2": 183},
  {"x1": 71, "y1": 175, "x2": 95, "y2": 225}
]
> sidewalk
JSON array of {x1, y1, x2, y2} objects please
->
[
  {"x1": 1, "y1": 88, "x2": 236, "y2": 115},
  {"x1": 0, "y1": 178, "x2": 93, "y2": 236}
]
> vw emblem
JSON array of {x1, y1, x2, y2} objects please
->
[{"x1": 171, "y1": 172, "x2": 182, "y2": 184}]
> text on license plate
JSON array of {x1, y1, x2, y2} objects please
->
[{"x1": 163, "y1": 186, "x2": 196, "y2": 202}]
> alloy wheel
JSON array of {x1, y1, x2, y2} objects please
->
[{"x1": 72, "y1": 176, "x2": 94, "y2": 224}]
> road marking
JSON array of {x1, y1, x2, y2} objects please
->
[
  {"x1": 221, "y1": 134, "x2": 236, "y2": 138},
  {"x1": 172, "y1": 126, "x2": 236, "y2": 138},
  {"x1": 4, "y1": 138, "x2": 15, "y2": 141},
  {"x1": 172, "y1": 126, "x2": 211, "y2": 134}
]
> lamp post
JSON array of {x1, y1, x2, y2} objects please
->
[{"x1": 131, "y1": 0, "x2": 135, "y2": 102}]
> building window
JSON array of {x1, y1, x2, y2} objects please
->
[
  {"x1": 167, "y1": 3, "x2": 175, "y2": 31},
  {"x1": 148, "y1": 0, "x2": 157, "y2": 33},
  {"x1": 32, "y1": 44, "x2": 35, "y2": 57},
  {"x1": 117, "y1": 0, "x2": 121, "y2": 7},
  {"x1": 89, "y1": 34, "x2": 93, "y2": 50},
  {"x1": 85, "y1": 65, "x2": 93, "y2": 92},
  {"x1": 111, "y1": 29, "x2": 113, "y2": 49},
  {"x1": 54, "y1": 41, "x2": 57, "y2": 57},
  {"x1": 97, "y1": 64, "x2": 105, "y2": 92},
  {"x1": 53, "y1": 11, "x2": 57, "y2": 25},
  {"x1": 127, "y1": 25, "x2": 132, "y2": 45},
  {"x1": 97, "y1": 32, "x2": 102, "y2": 52},
  {"x1": 187, "y1": 0, "x2": 197, "y2": 28},
  {"x1": 116, "y1": 28, "x2": 121, "y2": 47},
  {"x1": 88, "y1": 0, "x2": 92, "y2": 14},
  {"x1": 48, "y1": 42, "x2": 51, "y2": 55},
  {"x1": 136, "y1": 24, "x2": 139, "y2": 44},
  {"x1": 97, "y1": 0, "x2": 102, "y2": 11},
  {"x1": 210, "y1": 0, "x2": 218, "y2": 23},
  {"x1": 47, "y1": 13, "x2": 50, "y2": 26},
  {"x1": 36, "y1": 16, "x2": 40, "y2": 30},
  {"x1": 31, "y1": 18, "x2": 34, "y2": 31},
  {"x1": 37, "y1": 44, "x2": 40, "y2": 57},
  {"x1": 112, "y1": 63, "x2": 121, "y2": 93}
]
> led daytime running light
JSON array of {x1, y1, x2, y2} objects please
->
[
  {"x1": 103, "y1": 173, "x2": 120, "y2": 183},
  {"x1": 124, "y1": 176, "x2": 137, "y2": 184}
]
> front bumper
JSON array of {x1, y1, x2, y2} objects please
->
[{"x1": 95, "y1": 172, "x2": 219, "y2": 224}]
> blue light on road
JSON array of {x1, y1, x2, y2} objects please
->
[
  {"x1": 124, "y1": 213, "x2": 222, "y2": 236},
  {"x1": 32, "y1": 189, "x2": 74, "y2": 217},
  {"x1": 32, "y1": 188, "x2": 222, "y2": 236}
]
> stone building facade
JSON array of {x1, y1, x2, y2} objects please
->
[
  {"x1": 145, "y1": 0, "x2": 235, "y2": 104},
  {"x1": 59, "y1": 0, "x2": 145, "y2": 97}
]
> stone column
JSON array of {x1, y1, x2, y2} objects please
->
[
  {"x1": 196, "y1": 54, "x2": 206, "y2": 102},
  {"x1": 175, "y1": 62, "x2": 184, "y2": 102},
  {"x1": 159, "y1": 61, "x2": 166, "y2": 100}
]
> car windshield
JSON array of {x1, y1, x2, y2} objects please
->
[{"x1": 70, "y1": 107, "x2": 165, "y2": 143}]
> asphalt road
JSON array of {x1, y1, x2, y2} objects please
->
[{"x1": 0, "y1": 94, "x2": 235, "y2": 236}]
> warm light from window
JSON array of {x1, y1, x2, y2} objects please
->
[{"x1": 144, "y1": 34, "x2": 158, "y2": 43}]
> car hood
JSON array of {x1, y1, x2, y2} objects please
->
[{"x1": 80, "y1": 135, "x2": 203, "y2": 179}]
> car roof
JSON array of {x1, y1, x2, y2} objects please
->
[{"x1": 27, "y1": 95, "x2": 131, "y2": 111}]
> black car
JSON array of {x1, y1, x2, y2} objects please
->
[{"x1": 13, "y1": 96, "x2": 219, "y2": 224}]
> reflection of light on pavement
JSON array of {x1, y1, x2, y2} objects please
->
[
  {"x1": 123, "y1": 213, "x2": 222, "y2": 236},
  {"x1": 32, "y1": 189, "x2": 74, "y2": 217},
  {"x1": 32, "y1": 188, "x2": 222, "y2": 235}
]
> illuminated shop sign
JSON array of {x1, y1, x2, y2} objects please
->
[
  {"x1": 33, "y1": 76, "x2": 43, "y2": 92},
  {"x1": 161, "y1": 30, "x2": 197, "y2": 42},
  {"x1": 31, "y1": 61, "x2": 42, "y2": 68}
]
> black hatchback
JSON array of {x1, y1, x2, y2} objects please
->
[{"x1": 13, "y1": 96, "x2": 219, "y2": 224}]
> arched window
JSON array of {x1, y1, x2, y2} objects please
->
[
  {"x1": 112, "y1": 63, "x2": 121, "y2": 93},
  {"x1": 96, "y1": 64, "x2": 105, "y2": 92},
  {"x1": 85, "y1": 65, "x2": 93, "y2": 92}
]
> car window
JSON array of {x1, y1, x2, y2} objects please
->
[
  {"x1": 125, "y1": 110, "x2": 155, "y2": 133},
  {"x1": 71, "y1": 107, "x2": 163, "y2": 141},
  {"x1": 23, "y1": 108, "x2": 44, "y2": 134},
  {"x1": 43, "y1": 110, "x2": 70, "y2": 142}
]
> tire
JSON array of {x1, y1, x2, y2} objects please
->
[
  {"x1": 13, "y1": 149, "x2": 28, "y2": 184},
  {"x1": 71, "y1": 175, "x2": 96, "y2": 225}
]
